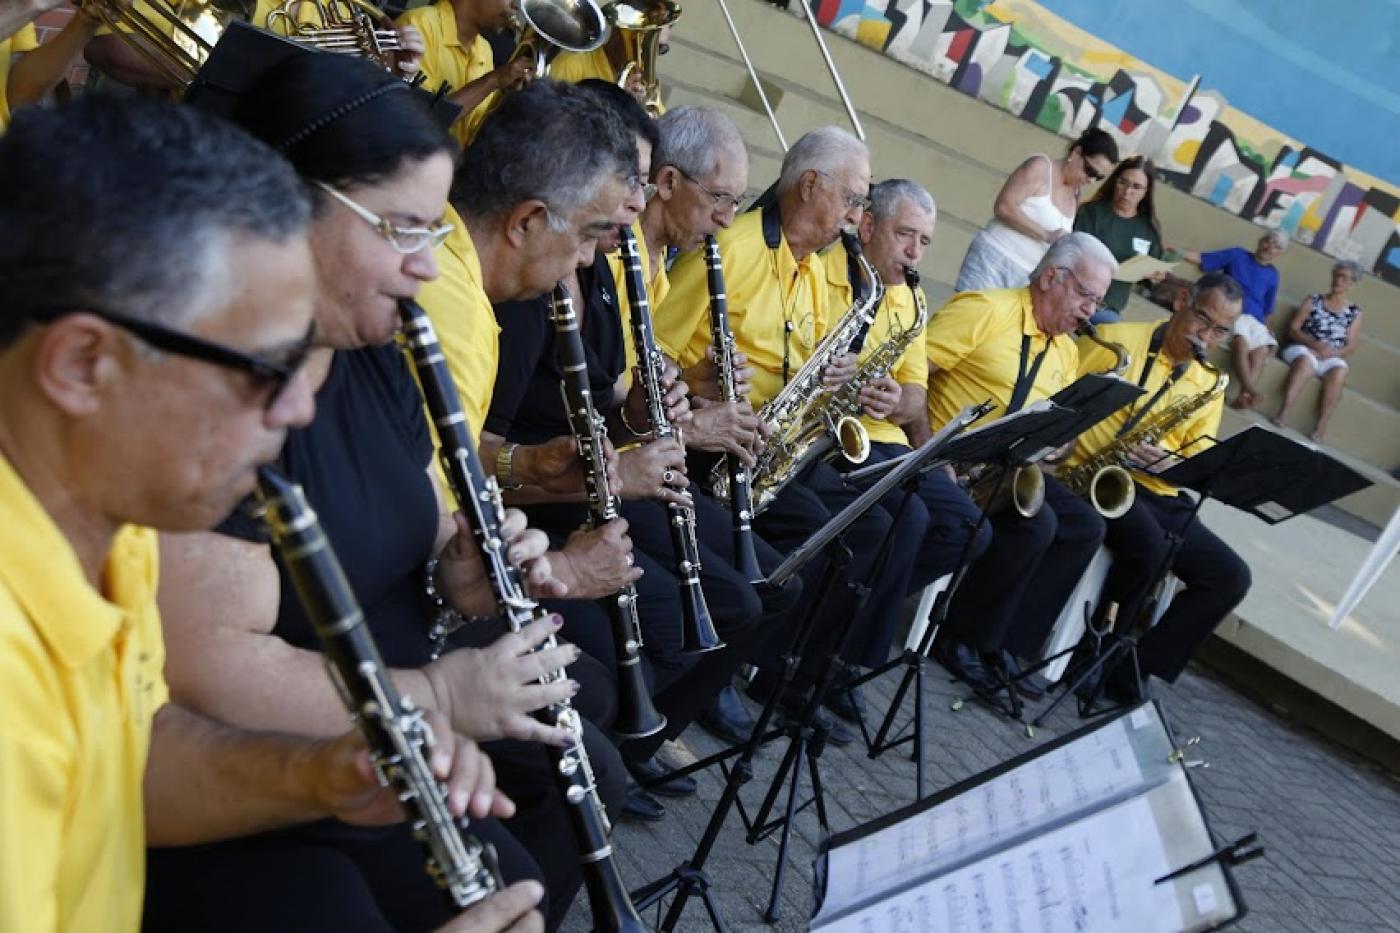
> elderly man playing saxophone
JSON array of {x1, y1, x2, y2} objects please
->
[
  {"x1": 656, "y1": 127, "x2": 929, "y2": 740},
  {"x1": 1065, "y1": 272, "x2": 1251, "y2": 702},
  {"x1": 919, "y1": 232, "x2": 1111, "y2": 698}
]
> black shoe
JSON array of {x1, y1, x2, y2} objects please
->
[
  {"x1": 620, "y1": 782, "x2": 666, "y2": 822},
  {"x1": 697, "y1": 684, "x2": 757, "y2": 746},
  {"x1": 994, "y1": 650, "x2": 1048, "y2": 700},
  {"x1": 1101, "y1": 663, "x2": 1145, "y2": 705},
  {"x1": 824, "y1": 665, "x2": 868, "y2": 725},
  {"x1": 774, "y1": 693, "x2": 855, "y2": 747},
  {"x1": 626, "y1": 754, "x2": 697, "y2": 798},
  {"x1": 933, "y1": 638, "x2": 1002, "y2": 695}
]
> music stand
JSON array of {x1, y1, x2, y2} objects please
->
[
  {"x1": 834, "y1": 399, "x2": 1115, "y2": 796},
  {"x1": 629, "y1": 408, "x2": 985, "y2": 931},
  {"x1": 1029, "y1": 425, "x2": 1371, "y2": 726}
]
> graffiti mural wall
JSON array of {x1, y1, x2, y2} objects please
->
[{"x1": 794, "y1": 0, "x2": 1400, "y2": 286}]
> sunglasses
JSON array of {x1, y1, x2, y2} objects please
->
[
  {"x1": 1084, "y1": 162, "x2": 1106, "y2": 182},
  {"x1": 31, "y1": 307, "x2": 314, "y2": 412}
]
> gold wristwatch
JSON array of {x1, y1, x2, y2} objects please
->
[{"x1": 494, "y1": 441, "x2": 523, "y2": 490}]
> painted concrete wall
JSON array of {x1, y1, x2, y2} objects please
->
[{"x1": 796, "y1": 0, "x2": 1400, "y2": 286}]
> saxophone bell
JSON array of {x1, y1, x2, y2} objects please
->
[{"x1": 1081, "y1": 464, "x2": 1135, "y2": 519}]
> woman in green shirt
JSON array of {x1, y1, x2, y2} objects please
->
[{"x1": 1073, "y1": 156, "x2": 1165, "y2": 322}]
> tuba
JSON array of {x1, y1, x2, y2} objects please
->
[
  {"x1": 507, "y1": 0, "x2": 609, "y2": 83},
  {"x1": 84, "y1": 0, "x2": 404, "y2": 89},
  {"x1": 711, "y1": 234, "x2": 883, "y2": 514},
  {"x1": 604, "y1": 0, "x2": 680, "y2": 116}
]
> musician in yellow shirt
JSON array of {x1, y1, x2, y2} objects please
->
[
  {"x1": 1067, "y1": 272, "x2": 1250, "y2": 701},
  {"x1": 0, "y1": 96, "x2": 509, "y2": 933},
  {"x1": 919, "y1": 233, "x2": 1112, "y2": 698},
  {"x1": 0, "y1": 11, "x2": 100, "y2": 130},
  {"x1": 659, "y1": 127, "x2": 927, "y2": 735},
  {"x1": 396, "y1": 0, "x2": 532, "y2": 148},
  {"x1": 819, "y1": 179, "x2": 992, "y2": 716}
]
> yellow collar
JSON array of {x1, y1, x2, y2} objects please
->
[{"x1": 0, "y1": 452, "x2": 137, "y2": 669}]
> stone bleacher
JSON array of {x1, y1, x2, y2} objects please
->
[{"x1": 658, "y1": 0, "x2": 1399, "y2": 746}]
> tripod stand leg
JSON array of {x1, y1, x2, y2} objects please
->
[
  {"x1": 808, "y1": 752, "x2": 829, "y2": 833},
  {"x1": 1032, "y1": 638, "x2": 1117, "y2": 727},
  {"x1": 747, "y1": 734, "x2": 801, "y2": 844},
  {"x1": 913, "y1": 656, "x2": 926, "y2": 797},
  {"x1": 867, "y1": 651, "x2": 916, "y2": 755},
  {"x1": 762, "y1": 736, "x2": 809, "y2": 924}
]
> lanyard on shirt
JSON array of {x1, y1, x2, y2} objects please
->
[
  {"x1": 1116, "y1": 324, "x2": 1188, "y2": 438},
  {"x1": 1006, "y1": 334, "x2": 1051, "y2": 414}
]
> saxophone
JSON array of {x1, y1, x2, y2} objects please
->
[
  {"x1": 1061, "y1": 341, "x2": 1228, "y2": 507},
  {"x1": 710, "y1": 234, "x2": 884, "y2": 514}
]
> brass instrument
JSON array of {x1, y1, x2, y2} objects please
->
[
  {"x1": 605, "y1": 0, "x2": 680, "y2": 116},
  {"x1": 1061, "y1": 340, "x2": 1228, "y2": 509},
  {"x1": 1050, "y1": 321, "x2": 1137, "y2": 518},
  {"x1": 710, "y1": 234, "x2": 884, "y2": 514},
  {"x1": 84, "y1": 0, "x2": 404, "y2": 89},
  {"x1": 507, "y1": 0, "x2": 609, "y2": 82},
  {"x1": 964, "y1": 462, "x2": 1046, "y2": 519}
]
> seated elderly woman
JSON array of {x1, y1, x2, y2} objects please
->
[
  {"x1": 1072, "y1": 155, "x2": 1167, "y2": 323},
  {"x1": 1271, "y1": 259, "x2": 1366, "y2": 441}
]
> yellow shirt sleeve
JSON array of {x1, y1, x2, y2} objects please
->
[{"x1": 654, "y1": 244, "x2": 714, "y2": 368}]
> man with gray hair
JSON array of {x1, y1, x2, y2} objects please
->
[
  {"x1": 921, "y1": 231, "x2": 1113, "y2": 698},
  {"x1": 0, "y1": 96, "x2": 512, "y2": 932},
  {"x1": 1181, "y1": 230, "x2": 1287, "y2": 410},
  {"x1": 1066, "y1": 271, "x2": 1251, "y2": 702},
  {"x1": 656, "y1": 127, "x2": 929, "y2": 740}
]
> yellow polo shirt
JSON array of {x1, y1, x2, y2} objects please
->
[
  {"x1": 606, "y1": 223, "x2": 670, "y2": 381},
  {"x1": 1067, "y1": 321, "x2": 1224, "y2": 498},
  {"x1": 925, "y1": 287, "x2": 1078, "y2": 431},
  {"x1": 658, "y1": 210, "x2": 828, "y2": 408},
  {"x1": 549, "y1": 46, "x2": 667, "y2": 114},
  {"x1": 396, "y1": 0, "x2": 495, "y2": 148},
  {"x1": 415, "y1": 205, "x2": 499, "y2": 439},
  {"x1": 823, "y1": 242, "x2": 928, "y2": 446},
  {"x1": 0, "y1": 24, "x2": 40, "y2": 130},
  {"x1": 0, "y1": 453, "x2": 167, "y2": 932}
]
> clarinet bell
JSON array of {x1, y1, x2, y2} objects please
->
[
  {"x1": 613, "y1": 658, "x2": 667, "y2": 739},
  {"x1": 679, "y1": 590, "x2": 725, "y2": 655}
]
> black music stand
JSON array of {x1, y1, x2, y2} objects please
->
[
  {"x1": 1029, "y1": 425, "x2": 1371, "y2": 726},
  {"x1": 835, "y1": 398, "x2": 1119, "y2": 797},
  {"x1": 862, "y1": 376, "x2": 1144, "y2": 742},
  {"x1": 629, "y1": 409, "x2": 986, "y2": 931}
]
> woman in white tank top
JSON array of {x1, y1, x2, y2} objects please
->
[{"x1": 955, "y1": 129, "x2": 1119, "y2": 293}]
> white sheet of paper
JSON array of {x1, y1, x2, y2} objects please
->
[
  {"x1": 817, "y1": 720, "x2": 1145, "y2": 922},
  {"x1": 817, "y1": 793, "x2": 1185, "y2": 933},
  {"x1": 1113, "y1": 254, "x2": 1179, "y2": 283}
]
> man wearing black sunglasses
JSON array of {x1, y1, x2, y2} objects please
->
[{"x1": 0, "y1": 97, "x2": 509, "y2": 932}]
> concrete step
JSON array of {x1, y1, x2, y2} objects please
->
[{"x1": 666, "y1": 0, "x2": 1400, "y2": 347}]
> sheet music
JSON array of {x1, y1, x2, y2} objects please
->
[
  {"x1": 817, "y1": 792, "x2": 1184, "y2": 933},
  {"x1": 818, "y1": 719, "x2": 1147, "y2": 922}
]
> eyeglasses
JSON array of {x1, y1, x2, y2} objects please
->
[
  {"x1": 316, "y1": 183, "x2": 454, "y2": 254},
  {"x1": 32, "y1": 307, "x2": 314, "y2": 411},
  {"x1": 1058, "y1": 266, "x2": 1105, "y2": 305},
  {"x1": 815, "y1": 170, "x2": 872, "y2": 211},
  {"x1": 1114, "y1": 176, "x2": 1148, "y2": 192},
  {"x1": 670, "y1": 165, "x2": 743, "y2": 212},
  {"x1": 1191, "y1": 306, "x2": 1234, "y2": 341}
]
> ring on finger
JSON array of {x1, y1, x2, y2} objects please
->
[
  {"x1": 625, "y1": 553, "x2": 634, "y2": 567},
  {"x1": 662, "y1": 469, "x2": 676, "y2": 485}
]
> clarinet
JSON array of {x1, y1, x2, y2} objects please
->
[
  {"x1": 548, "y1": 284, "x2": 668, "y2": 739},
  {"x1": 396, "y1": 299, "x2": 647, "y2": 933},
  {"x1": 252, "y1": 466, "x2": 502, "y2": 912},
  {"x1": 702, "y1": 234, "x2": 763, "y2": 582},
  {"x1": 618, "y1": 228, "x2": 723, "y2": 654}
]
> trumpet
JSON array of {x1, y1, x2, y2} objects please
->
[{"x1": 507, "y1": 0, "x2": 609, "y2": 83}]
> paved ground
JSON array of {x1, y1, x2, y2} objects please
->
[{"x1": 561, "y1": 645, "x2": 1400, "y2": 932}]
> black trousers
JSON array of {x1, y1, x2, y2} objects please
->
[
  {"x1": 144, "y1": 649, "x2": 626, "y2": 933},
  {"x1": 861, "y1": 441, "x2": 992, "y2": 591},
  {"x1": 943, "y1": 475, "x2": 1105, "y2": 658},
  {"x1": 1100, "y1": 488, "x2": 1252, "y2": 681},
  {"x1": 752, "y1": 459, "x2": 926, "y2": 673}
]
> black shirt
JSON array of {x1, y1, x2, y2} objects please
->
[
  {"x1": 219, "y1": 344, "x2": 440, "y2": 668},
  {"x1": 486, "y1": 256, "x2": 626, "y2": 444}
]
